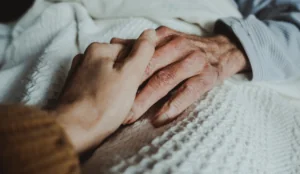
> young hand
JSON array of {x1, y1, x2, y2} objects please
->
[{"x1": 54, "y1": 29, "x2": 156, "y2": 153}]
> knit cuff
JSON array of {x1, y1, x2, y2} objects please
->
[
  {"x1": 0, "y1": 104, "x2": 80, "y2": 174},
  {"x1": 214, "y1": 16, "x2": 266, "y2": 81}
]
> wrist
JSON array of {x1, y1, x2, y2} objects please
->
[
  {"x1": 211, "y1": 34, "x2": 250, "y2": 72},
  {"x1": 194, "y1": 34, "x2": 250, "y2": 80},
  {"x1": 213, "y1": 27, "x2": 251, "y2": 73},
  {"x1": 48, "y1": 101, "x2": 111, "y2": 153},
  {"x1": 47, "y1": 105, "x2": 83, "y2": 153}
]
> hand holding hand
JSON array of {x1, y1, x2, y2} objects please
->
[
  {"x1": 54, "y1": 30, "x2": 156, "y2": 152},
  {"x1": 112, "y1": 26, "x2": 249, "y2": 127}
]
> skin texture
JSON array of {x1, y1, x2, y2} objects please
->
[
  {"x1": 53, "y1": 29, "x2": 157, "y2": 153},
  {"x1": 111, "y1": 26, "x2": 249, "y2": 127}
]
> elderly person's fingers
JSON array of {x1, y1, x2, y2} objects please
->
[
  {"x1": 109, "y1": 27, "x2": 200, "y2": 84},
  {"x1": 109, "y1": 26, "x2": 178, "y2": 46},
  {"x1": 119, "y1": 26, "x2": 248, "y2": 127},
  {"x1": 111, "y1": 35, "x2": 199, "y2": 83},
  {"x1": 142, "y1": 35, "x2": 197, "y2": 82},
  {"x1": 123, "y1": 50, "x2": 207, "y2": 124},
  {"x1": 151, "y1": 67, "x2": 219, "y2": 127},
  {"x1": 155, "y1": 26, "x2": 185, "y2": 40},
  {"x1": 155, "y1": 26, "x2": 209, "y2": 43}
]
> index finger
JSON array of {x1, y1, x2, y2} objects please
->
[{"x1": 124, "y1": 29, "x2": 157, "y2": 75}]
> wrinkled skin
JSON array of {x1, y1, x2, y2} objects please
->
[{"x1": 111, "y1": 26, "x2": 249, "y2": 127}]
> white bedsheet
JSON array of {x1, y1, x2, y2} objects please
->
[{"x1": 0, "y1": 0, "x2": 299, "y2": 173}]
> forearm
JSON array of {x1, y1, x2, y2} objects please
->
[{"x1": 0, "y1": 104, "x2": 80, "y2": 174}]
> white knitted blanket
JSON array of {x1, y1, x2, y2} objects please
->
[{"x1": 0, "y1": 0, "x2": 300, "y2": 174}]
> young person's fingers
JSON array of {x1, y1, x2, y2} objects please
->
[
  {"x1": 84, "y1": 42, "x2": 124, "y2": 62},
  {"x1": 110, "y1": 38, "x2": 134, "y2": 45},
  {"x1": 123, "y1": 29, "x2": 157, "y2": 76}
]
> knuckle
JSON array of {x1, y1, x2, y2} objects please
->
[
  {"x1": 172, "y1": 35, "x2": 187, "y2": 45},
  {"x1": 210, "y1": 42, "x2": 219, "y2": 50},
  {"x1": 219, "y1": 54, "x2": 230, "y2": 64},
  {"x1": 194, "y1": 50, "x2": 209, "y2": 68},
  {"x1": 86, "y1": 42, "x2": 111, "y2": 58},
  {"x1": 190, "y1": 50, "x2": 205, "y2": 61},
  {"x1": 199, "y1": 77, "x2": 214, "y2": 89},
  {"x1": 216, "y1": 35, "x2": 230, "y2": 43},
  {"x1": 157, "y1": 69, "x2": 176, "y2": 83},
  {"x1": 100, "y1": 57, "x2": 114, "y2": 63},
  {"x1": 193, "y1": 51, "x2": 207, "y2": 64},
  {"x1": 86, "y1": 42, "x2": 102, "y2": 52},
  {"x1": 151, "y1": 69, "x2": 176, "y2": 88},
  {"x1": 142, "y1": 29, "x2": 152, "y2": 34},
  {"x1": 169, "y1": 35, "x2": 190, "y2": 50},
  {"x1": 182, "y1": 83, "x2": 198, "y2": 95},
  {"x1": 110, "y1": 37, "x2": 118, "y2": 43},
  {"x1": 140, "y1": 29, "x2": 155, "y2": 41},
  {"x1": 191, "y1": 50, "x2": 205, "y2": 57},
  {"x1": 156, "y1": 26, "x2": 172, "y2": 35},
  {"x1": 72, "y1": 54, "x2": 81, "y2": 61},
  {"x1": 181, "y1": 56, "x2": 194, "y2": 70},
  {"x1": 86, "y1": 42, "x2": 118, "y2": 61},
  {"x1": 170, "y1": 36, "x2": 194, "y2": 51},
  {"x1": 181, "y1": 51, "x2": 206, "y2": 70}
]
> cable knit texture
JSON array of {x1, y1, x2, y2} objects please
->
[
  {"x1": 0, "y1": 0, "x2": 300, "y2": 174},
  {"x1": 0, "y1": 105, "x2": 80, "y2": 174},
  {"x1": 83, "y1": 81, "x2": 300, "y2": 174}
]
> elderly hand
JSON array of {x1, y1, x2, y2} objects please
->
[
  {"x1": 54, "y1": 30, "x2": 156, "y2": 153},
  {"x1": 112, "y1": 26, "x2": 249, "y2": 127}
]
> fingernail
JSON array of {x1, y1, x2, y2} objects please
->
[
  {"x1": 123, "y1": 110, "x2": 134, "y2": 125},
  {"x1": 152, "y1": 113, "x2": 169, "y2": 127},
  {"x1": 123, "y1": 118, "x2": 132, "y2": 125}
]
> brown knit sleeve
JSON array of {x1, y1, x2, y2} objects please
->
[{"x1": 0, "y1": 104, "x2": 81, "y2": 174}]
